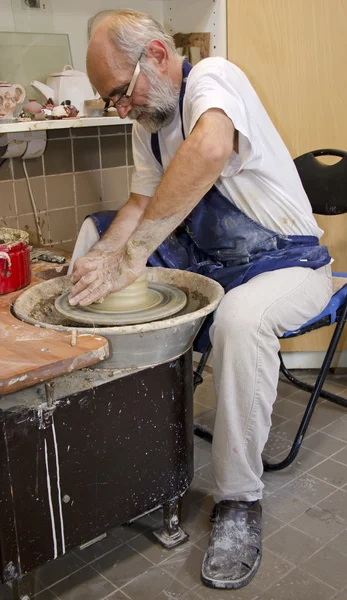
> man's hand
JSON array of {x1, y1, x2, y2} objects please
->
[{"x1": 68, "y1": 247, "x2": 146, "y2": 307}]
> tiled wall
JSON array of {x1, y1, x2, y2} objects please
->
[{"x1": 0, "y1": 124, "x2": 133, "y2": 251}]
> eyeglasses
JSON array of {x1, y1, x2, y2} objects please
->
[{"x1": 104, "y1": 59, "x2": 141, "y2": 110}]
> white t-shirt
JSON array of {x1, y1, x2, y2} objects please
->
[{"x1": 131, "y1": 57, "x2": 323, "y2": 238}]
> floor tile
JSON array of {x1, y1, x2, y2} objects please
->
[
  {"x1": 263, "y1": 433, "x2": 291, "y2": 458},
  {"x1": 309, "y1": 459, "x2": 347, "y2": 488},
  {"x1": 272, "y1": 400, "x2": 304, "y2": 419},
  {"x1": 332, "y1": 446, "x2": 347, "y2": 466},
  {"x1": 192, "y1": 582, "x2": 261, "y2": 599},
  {"x1": 302, "y1": 432, "x2": 346, "y2": 457},
  {"x1": 194, "y1": 445, "x2": 212, "y2": 471},
  {"x1": 161, "y1": 545, "x2": 205, "y2": 590},
  {"x1": 91, "y1": 544, "x2": 152, "y2": 588},
  {"x1": 110, "y1": 513, "x2": 159, "y2": 544},
  {"x1": 180, "y1": 591, "x2": 204, "y2": 600},
  {"x1": 252, "y1": 548, "x2": 294, "y2": 591},
  {"x1": 314, "y1": 408, "x2": 347, "y2": 436},
  {"x1": 317, "y1": 489, "x2": 347, "y2": 524},
  {"x1": 121, "y1": 566, "x2": 187, "y2": 599},
  {"x1": 194, "y1": 463, "x2": 213, "y2": 484},
  {"x1": 180, "y1": 504, "x2": 212, "y2": 543},
  {"x1": 276, "y1": 380, "x2": 297, "y2": 398},
  {"x1": 261, "y1": 463, "x2": 304, "y2": 491},
  {"x1": 194, "y1": 402, "x2": 211, "y2": 417},
  {"x1": 75, "y1": 534, "x2": 123, "y2": 563},
  {"x1": 50, "y1": 565, "x2": 115, "y2": 600},
  {"x1": 262, "y1": 511, "x2": 286, "y2": 539},
  {"x1": 264, "y1": 524, "x2": 321, "y2": 565},
  {"x1": 256, "y1": 567, "x2": 336, "y2": 600},
  {"x1": 302, "y1": 546, "x2": 347, "y2": 591},
  {"x1": 104, "y1": 592, "x2": 130, "y2": 600},
  {"x1": 127, "y1": 531, "x2": 189, "y2": 566},
  {"x1": 290, "y1": 506, "x2": 347, "y2": 543},
  {"x1": 262, "y1": 489, "x2": 311, "y2": 522},
  {"x1": 194, "y1": 411, "x2": 216, "y2": 435},
  {"x1": 327, "y1": 529, "x2": 347, "y2": 557},
  {"x1": 270, "y1": 413, "x2": 288, "y2": 429},
  {"x1": 270, "y1": 418, "x2": 316, "y2": 442},
  {"x1": 194, "y1": 375, "x2": 216, "y2": 409},
  {"x1": 330, "y1": 592, "x2": 347, "y2": 600},
  {"x1": 35, "y1": 553, "x2": 85, "y2": 587},
  {"x1": 274, "y1": 447, "x2": 326, "y2": 471},
  {"x1": 283, "y1": 473, "x2": 337, "y2": 504}
]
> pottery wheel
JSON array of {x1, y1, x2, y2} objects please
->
[{"x1": 55, "y1": 282, "x2": 187, "y2": 326}]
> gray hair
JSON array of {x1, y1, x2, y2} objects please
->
[{"x1": 106, "y1": 9, "x2": 182, "y2": 65}]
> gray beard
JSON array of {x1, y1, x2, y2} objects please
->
[{"x1": 128, "y1": 62, "x2": 180, "y2": 133}]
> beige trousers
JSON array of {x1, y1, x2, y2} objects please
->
[{"x1": 209, "y1": 264, "x2": 332, "y2": 502}]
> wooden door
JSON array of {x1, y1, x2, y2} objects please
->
[{"x1": 227, "y1": 0, "x2": 347, "y2": 352}]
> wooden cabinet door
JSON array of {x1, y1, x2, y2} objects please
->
[{"x1": 227, "y1": 0, "x2": 347, "y2": 352}]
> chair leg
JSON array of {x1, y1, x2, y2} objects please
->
[
  {"x1": 264, "y1": 302, "x2": 347, "y2": 471},
  {"x1": 193, "y1": 344, "x2": 214, "y2": 442},
  {"x1": 279, "y1": 353, "x2": 347, "y2": 408},
  {"x1": 193, "y1": 343, "x2": 212, "y2": 391}
]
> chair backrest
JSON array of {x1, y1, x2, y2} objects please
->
[{"x1": 294, "y1": 149, "x2": 347, "y2": 215}]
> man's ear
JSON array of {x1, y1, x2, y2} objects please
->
[{"x1": 146, "y1": 39, "x2": 169, "y2": 73}]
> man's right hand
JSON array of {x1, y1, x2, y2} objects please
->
[{"x1": 68, "y1": 245, "x2": 147, "y2": 307}]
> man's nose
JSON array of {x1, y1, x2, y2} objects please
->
[{"x1": 117, "y1": 104, "x2": 132, "y2": 118}]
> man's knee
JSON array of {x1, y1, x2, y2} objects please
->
[{"x1": 212, "y1": 287, "x2": 264, "y2": 341}]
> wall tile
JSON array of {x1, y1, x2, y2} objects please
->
[
  {"x1": 13, "y1": 156, "x2": 43, "y2": 180},
  {"x1": 0, "y1": 159, "x2": 13, "y2": 181},
  {"x1": 49, "y1": 207, "x2": 77, "y2": 243},
  {"x1": 44, "y1": 139, "x2": 73, "y2": 175},
  {"x1": 100, "y1": 135, "x2": 126, "y2": 169},
  {"x1": 102, "y1": 167, "x2": 128, "y2": 207},
  {"x1": 46, "y1": 174, "x2": 74, "y2": 209},
  {"x1": 18, "y1": 211, "x2": 50, "y2": 245},
  {"x1": 72, "y1": 127, "x2": 98, "y2": 137},
  {"x1": 100, "y1": 125, "x2": 125, "y2": 135},
  {"x1": 15, "y1": 177, "x2": 46, "y2": 214},
  {"x1": 0, "y1": 181, "x2": 15, "y2": 217},
  {"x1": 75, "y1": 171, "x2": 102, "y2": 206},
  {"x1": 73, "y1": 137, "x2": 100, "y2": 172},
  {"x1": 127, "y1": 135, "x2": 133, "y2": 165},
  {"x1": 0, "y1": 215, "x2": 18, "y2": 229},
  {"x1": 47, "y1": 129, "x2": 70, "y2": 140},
  {"x1": 77, "y1": 202, "x2": 104, "y2": 229}
]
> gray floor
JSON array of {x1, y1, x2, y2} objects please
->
[{"x1": 2, "y1": 369, "x2": 347, "y2": 600}]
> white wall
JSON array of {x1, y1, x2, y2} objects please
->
[
  {"x1": 2, "y1": 1, "x2": 164, "y2": 72},
  {"x1": 2, "y1": 0, "x2": 226, "y2": 73}
]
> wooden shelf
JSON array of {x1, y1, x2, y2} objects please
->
[{"x1": 0, "y1": 115, "x2": 132, "y2": 134}]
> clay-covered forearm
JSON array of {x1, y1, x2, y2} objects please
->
[{"x1": 92, "y1": 193, "x2": 151, "y2": 253}]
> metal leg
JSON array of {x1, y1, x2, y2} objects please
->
[
  {"x1": 193, "y1": 344, "x2": 214, "y2": 442},
  {"x1": 193, "y1": 344, "x2": 212, "y2": 391},
  {"x1": 264, "y1": 302, "x2": 347, "y2": 471},
  {"x1": 279, "y1": 352, "x2": 347, "y2": 408},
  {"x1": 153, "y1": 497, "x2": 189, "y2": 549}
]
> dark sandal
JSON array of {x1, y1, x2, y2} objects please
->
[{"x1": 201, "y1": 500, "x2": 262, "y2": 590}]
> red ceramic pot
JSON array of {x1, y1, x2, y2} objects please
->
[{"x1": 0, "y1": 229, "x2": 31, "y2": 294}]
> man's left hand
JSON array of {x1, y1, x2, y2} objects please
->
[{"x1": 68, "y1": 248, "x2": 146, "y2": 306}]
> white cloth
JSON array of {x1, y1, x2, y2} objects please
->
[
  {"x1": 131, "y1": 57, "x2": 322, "y2": 238},
  {"x1": 210, "y1": 264, "x2": 332, "y2": 502}
]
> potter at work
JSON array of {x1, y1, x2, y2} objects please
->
[{"x1": 69, "y1": 9, "x2": 332, "y2": 590}]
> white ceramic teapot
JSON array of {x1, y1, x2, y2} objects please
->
[
  {"x1": 30, "y1": 65, "x2": 98, "y2": 116},
  {"x1": 0, "y1": 82, "x2": 26, "y2": 120}
]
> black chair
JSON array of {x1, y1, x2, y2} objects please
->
[{"x1": 194, "y1": 149, "x2": 347, "y2": 471}]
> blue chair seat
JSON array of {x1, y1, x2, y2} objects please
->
[{"x1": 282, "y1": 272, "x2": 347, "y2": 338}]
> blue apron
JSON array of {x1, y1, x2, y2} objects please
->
[{"x1": 90, "y1": 60, "x2": 331, "y2": 352}]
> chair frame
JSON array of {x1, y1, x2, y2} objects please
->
[{"x1": 193, "y1": 149, "x2": 347, "y2": 470}]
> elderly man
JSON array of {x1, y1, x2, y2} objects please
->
[{"x1": 69, "y1": 9, "x2": 332, "y2": 590}]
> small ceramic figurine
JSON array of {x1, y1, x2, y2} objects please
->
[
  {"x1": 19, "y1": 99, "x2": 45, "y2": 121},
  {"x1": 0, "y1": 82, "x2": 26, "y2": 120},
  {"x1": 61, "y1": 100, "x2": 79, "y2": 118}
]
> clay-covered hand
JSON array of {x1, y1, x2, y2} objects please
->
[{"x1": 68, "y1": 247, "x2": 146, "y2": 307}]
